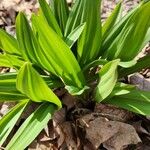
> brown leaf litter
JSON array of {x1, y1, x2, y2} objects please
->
[{"x1": 78, "y1": 113, "x2": 141, "y2": 150}]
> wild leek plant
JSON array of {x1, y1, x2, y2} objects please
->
[{"x1": 0, "y1": 0, "x2": 150, "y2": 149}]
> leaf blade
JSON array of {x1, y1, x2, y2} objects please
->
[
  {"x1": 6, "y1": 103, "x2": 57, "y2": 150},
  {"x1": 31, "y1": 14, "x2": 86, "y2": 91},
  {"x1": 105, "y1": 2, "x2": 150, "y2": 61},
  {"x1": 0, "y1": 101, "x2": 28, "y2": 146},
  {"x1": 52, "y1": 0, "x2": 69, "y2": 34},
  {"x1": 38, "y1": 0, "x2": 62, "y2": 36},
  {"x1": 0, "y1": 29, "x2": 20, "y2": 55},
  {"x1": 119, "y1": 55, "x2": 150, "y2": 78},
  {"x1": 102, "y1": 1, "x2": 122, "y2": 38},
  {"x1": 105, "y1": 90, "x2": 150, "y2": 115},
  {"x1": 95, "y1": 59, "x2": 120, "y2": 102},
  {"x1": 16, "y1": 63, "x2": 62, "y2": 107},
  {"x1": 65, "y1": 0, "x2": 102, "y2": 66},
  {"x1": 65, "y1": 23, "x2": 85, "y2": 48}
]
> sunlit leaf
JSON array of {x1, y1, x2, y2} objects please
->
[
  {"x1": 31, "y1": 14, "x2": 86, "y2": 91},
  {"x1": 109, "y1": 82, "x2": 136, "y2": 97},
  {"x1": 77, "y1": 0, "x2": 102, "y2": 66},
  {"x1": 52, "y1": 0, "x2": 69, "y2": 34},
  {"x1": 0, "y1": 53, "x2": 24, "y2": 69},
  {"x1": 64, "y1": 0, "x2": 102, "y2": 66},
  {"x1": 119, "y1": 55, "x2": 150, "y2": 78},
  {"x1": 101, "y1": 5, "x2": 140, "y2": 55},
  {"x1": 16, "y1": 12, "x2": 37, "y2": 62},
  {"x1": 140, "y1": 27, "x2": 150, "y2": 50},
  {"x1": 0, "y1": 101, "x2": 28, "y2": 146},
  {"x1": 95, "y1": 59, "x2": 120, "y2": 102},
  {"x1": 16, "y1": 62, "x2": 62, "y2": 107},
  {"x1": 105, "y1": 90, "x2": 150, "y2": 115},
  {"x1": 0, "y1": 72, "x2": 63, "y2": 93},
  {"x1": 0, "y1": 29, "x2": 20, "y2": 55},
  {"x1": 6, "y1": 103, "x2": 57, "y2": 150},
  {"x1": 105, "y1": 2, "x2": 150, "y2": 61},
  {"x1": 65, "y1": 85, "x2": 89, "y2": 95},
  {"x1": 118, "y1": 59, "x2": 137, "y2": 68},
  {"x1": 102, "y1": 1, "x2": 122, "y2": 39},
  {"x1": 39, "y1": 0, "x2": 62, "y2": 36},
  {"x1": 0, "y1": 54, "x2": 12, "y2": 67},
  {"x1": 65, "y1": 23, "x2": 85, "y2": 48}
]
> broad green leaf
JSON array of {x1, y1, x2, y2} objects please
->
[
  {"x1": 77, "y1": 0, "x2": 102, "y2": 66},
  {"x1": 105, "y1": 2, "x2": 150, "y2": 61},
  {"x1": 0, "y1": 54, "x2": 12, "y2": 67},
  {"x1": 38, "y1": 0, "x2": 62, "y2": 36},
  {"x1": 140, "y1": 27, "x2": 150, "y2": 50},
  {"x1": 0, "y1": 72, "x2": 17, "y2": 80},
  {"x1": 83, "y1": 59, "x2": 137, "y2": 72},
  {"x1": 0, "y1": 73, "x2": 23, "y2": 97},
  {"x1": 65, "y1": 85, "x2": 89, "y2": 95},
  {"x1": 0, "y1": 92, "x2": 27, "y2": 102},
  {"x1": 16, "y1": 12, "x2": 37, "y2": 62},
  {"x1": 16, "y1": 63, "x2": 62, "y2": 107},
  {"x1": 0, "y1": 73, "x2": 27, "y2": 101},
  {"x1": 6, "y1": 54, "x2": 24, "y2": 68},
  {"x1": 52, "y1": 0, "x2": 69, "y2": 34},
  {"x1": 0, "y1": 53, "x2": 24, "y2": 69},
  {"x1": 109, "y1": 82, "x2": 135, "y2": 97},
  {"x1": 102, "y1": 1, "x2": 122, "y2": 39},
  {"x1": 101, "y1": 5, "x2": 140, "y2": 55},
  {"x1": 0, "y1": 101, "x2": 28, "y2": 146},
  {"x1": 65, "y1": 23, "x2": 85, "y2": 48},
  {"x1": 105, "y1": 90, "x2": 150, "y2": 115},
  {"x1": 16, "y1": 12, "x2": 56, "y2": 73},
  {"x1": 43, "y1": 75, "x2": 64, "y2": 89},
  {"x1": 119, "y1": 55, "x2": 150, "y2": 78},
  {"x1": 31, "y1": 14, "x2": 86, "y2": 91},
  {"x1": 83, "y1": 59, "x2": 108, "y2": 72},
  {"x1": 118, "y1": 59, "x2": 137, "y2": 68},
  {"x1": 95, "y1": 59, "x2": 120, "y2": 102},
  {"x1": 64, "y1": 0, "x2": 102, "y2": 66},
  {"x1": 64, "y1": 0, "x2": 85, "y2": 37},
  {"x1": 6, "y1": 103, "x2": 57, "y2": 150},
  {"x1": 0, "y1": 72, "x2": 63, "y2": 93},
  {"x1": 142, "y1": 0, "x2": 150, "y2": 4},
  {"x1": 0, "y1": 74, "x2": 19, "y2": 93},
  {"x1": 0, "y1": 29, "x2": 20, "y2": 55}
]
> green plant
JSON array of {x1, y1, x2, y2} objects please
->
[{"x1": 0, "y1": 0, "x2": 150, "y2": 149}]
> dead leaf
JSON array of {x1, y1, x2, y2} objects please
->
[
  {"x1": 55, "y1": 122, "x2": 78, "y2": 149},
  {"x1": 94, "y1": 103, "x2": 134, "y2": 122},
  {"x1": 60, "y1": 122, "x2": 78, "y2": 150},
  {"x1": 133, "y1": 121, "x2": 150, "y2": 136},
  {"x1": 79, "y1": 113, "x2": 141, "y2": 150},
  {"x1": 129, "y1": 73, "x2": 150, "y2": 91},
  {"x1": 53, "y1": 108, "x2": 66, "y2": 127},
  {"x1": 62, "y1": 93, "x2": 76, "y2": 110},
  {"x1": 28, "y1": 129, "x2": 58, "y2": 150},
  {"x1": 103, "y1": 124, "x2": 141, "y2": 150}
]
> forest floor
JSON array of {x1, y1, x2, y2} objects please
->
[{"x1": 0, "y1": 0, "x2": 150, "y2": 150}]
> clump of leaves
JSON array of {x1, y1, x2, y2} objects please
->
[{"x1": 0, "y1": 0, "x2": 150, "y2": 149}]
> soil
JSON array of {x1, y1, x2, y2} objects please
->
[{"x1": 0, "y1": 0, "x2": 150, "y2": 150}]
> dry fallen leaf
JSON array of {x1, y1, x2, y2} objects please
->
[
  {"x1": 60, "y1": 122, "x2": 78, "y2": 150},
  {"x1": 79, "y1": 113, "x2": 141, "y2": 150},
  {"x1": 94, "y1": 103, "x2": 134, "y2": 122},
  {"x1": 62, "y1": 93, "x2": 76, "y2": 110},
  {"x1": 53, "y1": 108, "x2": 66, "y2": 127},
  {"x1": 55, "y1": 122, "x2": 78, "y2": 150},
  {"x1": 129, "y1": 73, "x2": 150, "y2": 91}
]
